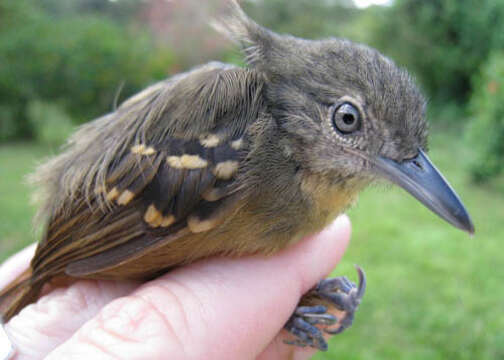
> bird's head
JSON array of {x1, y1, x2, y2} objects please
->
[{"x1": 216, "y1": 1, "x2": 474, "y2": 234}]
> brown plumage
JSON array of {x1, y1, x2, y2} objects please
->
[{"x1": 0, "y1": 1, "x2": 473, "y2": 351}]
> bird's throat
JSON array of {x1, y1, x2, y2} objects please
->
[{"x1": 299, "y1": 172, "x2": 363, "y2": 234}]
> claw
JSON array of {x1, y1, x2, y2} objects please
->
[
  {"x1": 355, "y1": 265, "x2": 366, "y2": 301},
  {"x1": 321, "y1": 266, "x2": 366, "y2": 335},
  {"x1": 324, "y1": 325, "x2": 345, "y2": 335},
  {"x1": 284, "y1": 266, "x2": 367, "y2": 352}
]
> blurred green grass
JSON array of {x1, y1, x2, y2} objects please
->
[
  {"x1": 0, "y1": 143, "x2": 52, "y2": 259},
  {"x1": 0, "y1": 130, "x2": 503, "y2": 359}
]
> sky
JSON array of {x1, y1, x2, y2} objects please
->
[{"x1": 353, "y1": 0, "x2": 393, "y2": 8}]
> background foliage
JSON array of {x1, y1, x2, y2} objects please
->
[
  {"x1": 371, "y1": 0, "x2": 504, "y2": 104},
  {"x1": 0, "y1": 0, "x2": 503, "y2": 359},
  {"x1": 466, "y1": 51, "x2": 504, "y2": 182},
  {"x1": 0, "y1": 0, "x2": 177, "y2": 141}
]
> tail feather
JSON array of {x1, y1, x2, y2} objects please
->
[{"x1": 0, "y1": 268, "x2": 42, "y2": 322}]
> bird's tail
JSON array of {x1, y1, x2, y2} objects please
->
[{"x1": 0, "y1": 268, "x2": 42, "y2": 322}]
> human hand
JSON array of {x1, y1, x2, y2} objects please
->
[{"x1": 1, "y1": 215, "x2": 351, "y2": 360}]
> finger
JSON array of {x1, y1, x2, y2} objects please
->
[
  {"x1": 6, "y1": 279, "x2": 139, "y2": 360},
  {"x1": 256, "y1": 335, "x2": 318, "y2": 360},
  {"x1": 258, "y1": 214, "x2": 352, "y2": 360},
  {"x1": 47, "y1": 215, "x2": 351, "y2": 360},
  {"x1": 0, "y1": 244, "x2": 37, "y2": 291}
]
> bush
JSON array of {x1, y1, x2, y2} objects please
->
[
  {"x1": 0, "y1": 105, "x2": 18, "y2": 142},
  {"x1": 244, "y1": 0, "x2": 361, "y2": 40},
  {"x1": 466, "y1": 51, "x2": 504, "y2": 182},
  {"x1": 27, "y1": 100, "x2": 75, "y2": 146},
  {"x1": 0, "y1": 0, "x2": 178, "y2": 142},
  {"x1": 371, "y1": 0, "x2": 504, "y2": 104}
]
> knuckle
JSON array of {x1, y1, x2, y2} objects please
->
[
  {"x1": 97, "y1": 295, "x2": 172, "y2": 340},
  {"x1": 74, "y1": 295, "x2": 185, "y2": 359}
]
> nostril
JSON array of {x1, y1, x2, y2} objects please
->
[{"x1": 412, "y1": 159, "x2": 423, "y2": 170}]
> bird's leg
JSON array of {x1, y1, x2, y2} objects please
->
[{"x1": 283, "y1": 266, "x2": 366, "y2": 352}]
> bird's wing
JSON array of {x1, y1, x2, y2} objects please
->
[{"x1": 30, "y1": 63, "x2": 263, "y2": 279}]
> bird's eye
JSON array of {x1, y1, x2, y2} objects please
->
[{"x1": 332, "y1": 103, "x2": 361, "y2": 134}]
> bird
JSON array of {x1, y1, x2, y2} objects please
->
[{"x1": 0, "y1": 0, "x2": 474, "y2": 353}]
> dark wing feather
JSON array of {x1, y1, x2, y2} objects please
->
[{"x1": 30, "y1": 62, "x2": 263, "y2": 280}]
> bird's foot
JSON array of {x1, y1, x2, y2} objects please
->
[
  {"x1": 283, "y1": 304, "x2": 336, "y2": 351},
  {"x1": 284, "y1": 266, "x2": 366, "y2": 352}
]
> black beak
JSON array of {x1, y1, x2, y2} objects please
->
[{"x1": 374, "y1": 149, "x2": 474, "y2": 234}]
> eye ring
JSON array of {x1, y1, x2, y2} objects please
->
[{"x1": 332, "y1": 102, "x2": 361, "y2": 134}]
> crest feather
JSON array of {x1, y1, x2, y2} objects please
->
[{"x1": 212, "y1": 0, "x2": 273, "y2": 67}]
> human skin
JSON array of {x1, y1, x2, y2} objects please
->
[{"x1": 1, "y1": 215, "x2": 351, "y2": 360}]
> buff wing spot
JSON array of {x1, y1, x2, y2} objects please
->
[
  {"x1": 106, "y1": 187, "x2": 120, "y2": 201},
  {"x1": 199, "y1": 134, "x2": 220, "y2": 148},
  {"x1": 131, "y1": 144, "x2": 156, "y2": 156},
  {"x1": 230, "y1": 138, "x2": 243, "y2": 150},
  {"x1": 167, "y1": 155, "x2": 208, "y2": 169},
  {"x1": 213, "y1": 161, "x2": 239, "y2": 180},
  {"x1": 117, "y1": 190, "x2": 135, "y2": 205},
  {"x1": 144, "y1": 204, "x2": 162, "y2": 227}
]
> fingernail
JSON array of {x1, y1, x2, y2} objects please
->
[{"x1": 324, "y1": 214, "x2": 351, "y2": 234}]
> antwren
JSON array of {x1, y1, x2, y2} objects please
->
[{"x1": 0, "y1": 0, "x2": 473, "y2": 353}]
